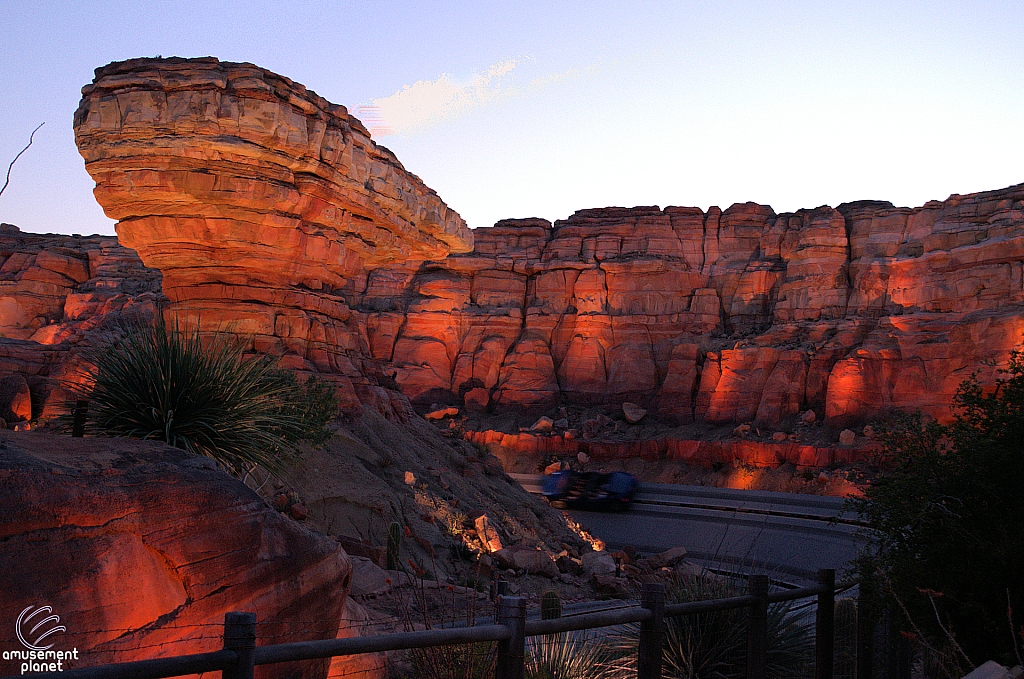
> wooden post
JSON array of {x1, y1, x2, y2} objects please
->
[
  {"x1": 746, "y1": 574, "x2": 769, "y2": 679},
  {"x1": 857, "y1": 581, "x2": 874, "y2": 679},
  {"x1": 637, "y1": 582, "x2": 666, "y2": 679},
  {"x1": 897, "y1": 632, "x2": 912, "y2": 679},
  {"x1": 71, "y1": 399, "x2": 88, "y2": 438},
  {"x1": 495, "y1": 595, "x2": 526, "y2": 679},
  {"x1": 223, "y1": 612, "x2": 256, "y2": 679},
  {"x1": 816, "y1": 569, "x2": 835, "y2": 679}
]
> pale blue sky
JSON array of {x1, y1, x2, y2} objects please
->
[{"x1": 1, "y1": 1, "x2": 1021, "y2": 235}]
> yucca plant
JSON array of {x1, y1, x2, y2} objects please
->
[
  {"x1": 526, "y1": 630, "x2": 617, "y2": 679},
  {"x1": 606, "y1": 574, "x2": 814, "y2": 679},
  {"x1": 72, "y1": 316, "x2": 337, "y2": 475}
]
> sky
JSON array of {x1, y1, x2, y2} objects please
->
[{"x1": 0, "y1": 0, "x2": 1022, "y2": 236}]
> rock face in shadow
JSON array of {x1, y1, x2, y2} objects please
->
[
  {"x1": 74, "y1": 57, "x2": 471, "y2": 414},
  {"x1": 357, "y1": 185, "x2": 1024, "y2": 427},
  {"x1": 0, "y1": 431, "x2": 367, "y2": 679}
]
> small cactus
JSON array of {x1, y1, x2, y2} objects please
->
[
  {"x1": 386, "y1": 521, "x2": 402, "y2": 571},
  {"x1": 540, "y1": 590, "x2": 562, "y2": 620}
]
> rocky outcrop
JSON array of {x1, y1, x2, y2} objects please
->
[
  {"x1": 0, "y1": 431, "x2": 371, "y2": 679},
  {"x1": 0, "y1": 224, "x2": 164, "y2": 419},
  {"x1": 357, "y1": 185, "x2": 1024, "y2": 427},
  {"x1": 74, "y1": 57, "x2": 471, "y2": 414},
  {"x1": 38, "y1": 57, "x2": 1024, "y2": 428}
]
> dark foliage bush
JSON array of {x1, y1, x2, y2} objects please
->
[
  {"x1": 76, "y1": 317, "x2": 337, "y2": 474},
  {"x1": 851, "y1": 353, "x2": 1024, "y2": 669},
  {"x1": 608, "y1": 574, "x2": 814, "y2": 679}
]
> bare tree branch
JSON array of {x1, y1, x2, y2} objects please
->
[{"x1": 0, "y1": 122, "x2": 45, "y2": 200}]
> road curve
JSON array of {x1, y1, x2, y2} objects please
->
[{"x1": 511, "y1": 474, "x2": 870, "y2": 588}]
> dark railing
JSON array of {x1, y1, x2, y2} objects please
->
[{"x1": 7, "y1": 569, "x2": 861, "y2": 679}]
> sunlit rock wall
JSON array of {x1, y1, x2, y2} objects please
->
[
  {"x1": 355, "y1": 184, "x2": 1024, "y2": 427},
  {"x1": 74, "y1": 57, "x2": 471, "y2": 413}
]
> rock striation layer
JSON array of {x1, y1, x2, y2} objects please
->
[
  {"x1": 357, "y1": 185, "x2": 1024, "y2": 427},
  {"x1": 74, "y1": 57, "x2": 471, "y2": 413}
]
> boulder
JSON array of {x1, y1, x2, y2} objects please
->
[
  {"x1": 474, "y1": 514, "x2": 503, "y2": 553},
  {"x1": 0, "y1": 431, "x2": 360, "y2": 679},
  {"x1": 0, "y1": 374, "x2": 31, "y2": 423},
  {"x1": 490, "y1": 548, "x2": 518, "y2": 571},
  {"x1": 581, "y1": 550, "x2": 617, "y2": 576},
  {"x1": 512, "y1": 549, "x2": 559, "y2": 578},
  {"x1": 530, "y1": 416, "x2": 554, "y2": 433},
  {"x1": 646, "y1": 546, "x2": 689, "y2": 570},
  {"x1": 839, "y1": 429, "x2": 856, "y2": 446},
  {"x1": 591, "y1": 573, "x2": 632, "y2": 598},
  {"x1": 622, "y1": 402, "x2": 647, "y2": 424}
]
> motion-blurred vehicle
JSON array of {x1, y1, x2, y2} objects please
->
[{"x1": 542, "y1": 470, "x2": 640, "y2": 511}]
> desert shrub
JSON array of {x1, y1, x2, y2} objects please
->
[
  {"x1": 850, "y1": 353, "x2": 1024, "y2": 670},
  {"x1": 75, "y1": 317, "x2": 337, "y2": 474},
  {"x1": 526, "y1": 630, "x2": 617, "y2": 679},
  {"x1": 606, "y1": 574, "x2": 814, "y2": 679}
]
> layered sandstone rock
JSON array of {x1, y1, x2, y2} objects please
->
[
  {"x1": 357, "y1": 184, "x2": 1024, "y2": 428},
  {"x1": 51, "y1": 58, "x2": 1024, "y2": 428},
  {"x1": 0, "y1": 432, "x2": 374, "y2": 679},
  {"x1": 0, "y1": 224, "x2": 164, "y2": 418},
  {"x1": 74, "y1": 57, "x2": 471, "y2": 413}
]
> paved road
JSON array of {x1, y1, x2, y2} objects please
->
[{"x1": 512, "y1": 474, "x2": 870, "y2": 588}]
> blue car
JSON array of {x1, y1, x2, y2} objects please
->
[{"x1": 542, "y1": 470, "x2": 640, "y2": 511}]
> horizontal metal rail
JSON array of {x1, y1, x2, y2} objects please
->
[
  {"x1": 524, "y1": 604, "x2": 652, "y2": 635},
  {"x1": 5, "y1": 573, "x2": 858, "y2": 679},
  {"x1": 664, "y1": 593, "x2": 760, "y2": 617},
  {"x1": 254, "y1": 624, "x2": 511, "y2": 665},
  {"x1": 8, "y1": 649, "x2": 238, "y2": 679}
]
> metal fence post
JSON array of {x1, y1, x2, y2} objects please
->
[
  {"x1": 223, "y1": 611, "x2": 256, "y2": 679},
  {"x1": 495, "y1": 595, "x2": 526, "y2": 679},
  {"x1": 897, "y1": 633, "x2": 912, "y2": 679},
  {"x1": 816, "y1": 569, "x2": 835, "y2": 679},
  {"x1": 71, "y1": 399, "x2": 89, "y2": 437},
  {"x1": 857, "y1": 581, "x2": 874, "y2": 679},
  {"x1": 746, "y1": 574, "x2": 769, "y2": 679},
  {"x1": 638, "y1": 582, "x2": 666, "y2": 679}
]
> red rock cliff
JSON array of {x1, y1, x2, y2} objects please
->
[
  {"x1": 355, "y1": 187, "x2": 1024, "y2": 427},
  {"x1": 64, "y1": 58, "x2": 1024, "y2": 429},
  {"x1": 74, "y1": 57, "x2": 471, "y2": 413}
]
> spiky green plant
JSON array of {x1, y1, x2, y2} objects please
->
[
  {"x1": 387, "y1": 521, "x2": 403, "y2": 571},
  {"x1": 525, "y1": 630, "x2": 616, "y2": 679},
  {"x1": 540, "y1": 590, "x2": 562, "y2": 620},
  {"x1": 74, "y1": 317, "x2": 336, "y2": 474},
  {"x1": 605, "y1": 574, "x2": 814, "y2": 679}
]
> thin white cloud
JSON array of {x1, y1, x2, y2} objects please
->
[
  {"x1": 355, "y1": 59, "x2": 521, "y2": 136},
  {"x1": 354, "y1": 54, "x2": 633, "y2": 138}
]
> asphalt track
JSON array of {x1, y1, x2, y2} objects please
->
[{"x1": 511, "y1": 474, "x2": 870, "y2": 588}]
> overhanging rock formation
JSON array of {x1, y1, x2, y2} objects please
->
[{"x1": 74, "y1": 57, "x2": 471, "y2": 412}]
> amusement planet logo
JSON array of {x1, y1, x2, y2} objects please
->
[{"x1": 4, "y1": 606, "x2": 78, "y2": 674}]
